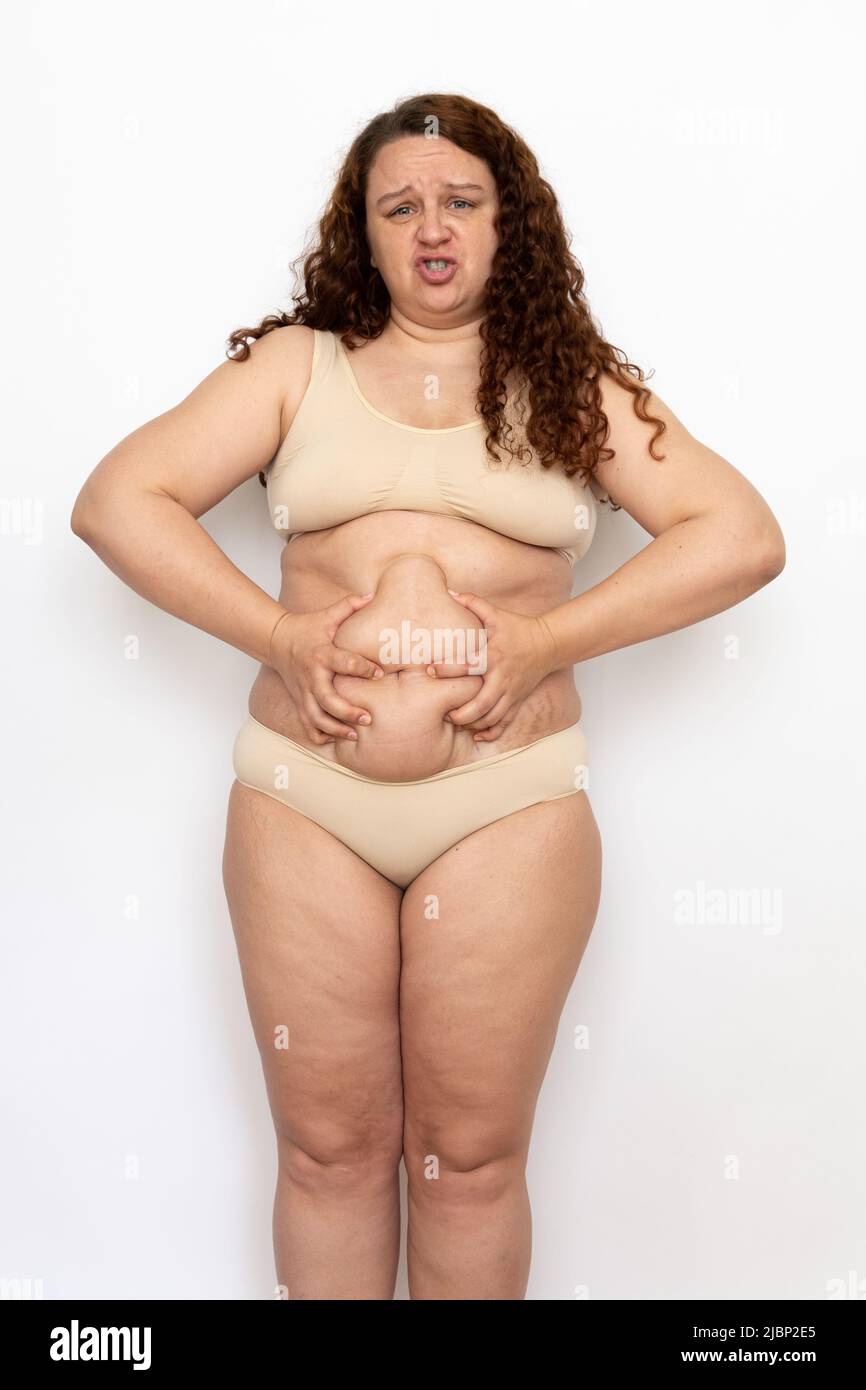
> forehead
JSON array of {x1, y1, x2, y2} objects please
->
[{"x1": 366, "y1": 135, "x2": 493, "y2": 197}]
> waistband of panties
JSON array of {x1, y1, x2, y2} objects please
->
[{"x1": 239, "y1": 712, "x2": 587, "y2": 788}]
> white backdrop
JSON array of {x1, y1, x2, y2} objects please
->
[{"x1": 3, "y1": 0, "x2": 864, "y2": 1300}]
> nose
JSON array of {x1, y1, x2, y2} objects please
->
[{"x1": 417, "y1": 208, "x2": 452, "y2": 246}]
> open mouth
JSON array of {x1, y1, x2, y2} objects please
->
[{"x1": 416, "y1": 258, "x2": 457, "y2": 284}]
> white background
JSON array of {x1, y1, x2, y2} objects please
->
[{"x1": 2, "y1": 0, "x2": 864, "y2": 1300}]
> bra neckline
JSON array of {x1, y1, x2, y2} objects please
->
[{"x1": 333, "y1": 332, "x2": 485, "y2": 435}]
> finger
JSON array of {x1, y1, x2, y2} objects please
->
[
  {"x1": 329, "y1": 648, "x2": 385, "y2": 680},
  {"x1": 314, "y1": 681, "x2": 373, "y2": 727},
  {"x1": 469, "y1": 695, "x2": 515, "y2": 737},
  {"x1": 298, "y1": 714, "x2": 334, "y2": 746},
  {"x1": 447, "y1": 588, "x2": 496, "y2": 625},
  {"x1": 425, "y1": 661, "x2": 475, "y2": 679},
  {"x1": 304, "y1": 694, "x2": 358, "y2": 741},
  {"x1": 325, "y1": 591, "x2": 376, "y2": 627},
  {"x1": 467, "y1": 691, "x2": 513, "y2": 730},
  {"x1": 444, "y1": 685, "x2": 501, "y2": 727},
  {"x1": 472, "y1": 719, "x2": 511, "y2": 742}
]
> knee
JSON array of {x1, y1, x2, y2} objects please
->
[
  {"x1": 403, "y1": 1123, "x2": 526, "y2": 1204},
  {"x1": 277, "y1": 1117, "x2": 403, "y2": 1195}
]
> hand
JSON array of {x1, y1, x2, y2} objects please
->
[
  {"x1": 427, "y1": 589, "x2": 561, "y2": 742},
  {"x1": 270, "y1": 594, "x2": 384, "y2": 745}
]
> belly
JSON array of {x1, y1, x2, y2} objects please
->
[
  {"x1": 328, "y1": 561, "x2": 486, "y2": 779},
  {"x1": 248, "y1": 512, "x2": 581, "y2": 781}
]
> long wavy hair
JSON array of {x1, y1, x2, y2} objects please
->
[{"x1": 227, "y1": 93, "x2": 666, "y2": 502}]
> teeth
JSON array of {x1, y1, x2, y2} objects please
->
[{"x1": 424, "y1": 260, "x2": 449, "y2": 270}]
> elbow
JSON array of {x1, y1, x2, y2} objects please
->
[
  {"x1": 70, "y1": 496, "x2": 101, "y2": 544},
  {"x1": 70, "y1": 498, "x2": 92, "y2": 540},
  {"x1": 754, "y1": 522, "x2": 786, "y2": 585},
  {"x1": 721, "y1": 501, "x2": 786, "y2": 587},
  {"x1": 724, "y1": 518, "x2": 786, "y2": 599},
  {"x1": 760, "y1": 543, "x2": 786, "y2": 583},
  {"x1": 70, "y1": 482, "x2": 108, "y2": 543}
]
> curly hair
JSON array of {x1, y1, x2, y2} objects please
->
[{"x1": 226, "y1": 92, "x2": 667, "y2": 504}]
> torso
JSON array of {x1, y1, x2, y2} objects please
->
[{"x1": 247, "y1": 327, "x2": 583, "y2": 781}]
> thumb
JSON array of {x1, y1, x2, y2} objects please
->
[
  {"x1": 326, "y1": 591, "x2": 375, "y2": 626},
  {"x1": 448, "y1": 588, "x2": 496, "y2": 625}
]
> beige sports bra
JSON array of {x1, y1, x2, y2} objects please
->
[{"x1": 264, "y1": 328, "x2": 598, "y2": 566}]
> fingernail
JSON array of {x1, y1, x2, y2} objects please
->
[
  {"x1": 426, "y1": 665, "x2": 436, "y2": 677},
  {"x1": 358, "y1": 714, "x2": 371, "y2": 724},
  {"x1": 347, "y1": 730, "x2": 358, "y2": 739},
  {"x1": 448, "y1": 588, "x2": 460, "y2": 597},
  {"x1": 373, "y1": 668, "x2": 384, "y2": 678}
]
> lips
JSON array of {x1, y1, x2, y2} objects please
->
[{"x1": 415, "y1": 256, "x2": 458, "y2": 285}]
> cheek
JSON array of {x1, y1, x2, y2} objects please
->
[
  {"x1": 365, "y1": 219, "x2": 396, "y2": 265},
  {"x1": 371, "y1": 232, "x2": 410, "y2": 275},
  {"x1": 474, "y1": 225, "x2": 499, "y2": 268}
]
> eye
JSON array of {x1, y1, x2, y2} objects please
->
[{"x1": 387, "y1": 199, "x2": 476, "y2": 218}]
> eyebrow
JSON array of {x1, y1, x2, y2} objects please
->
[{"x1": 375, "y1": 181, "x2": 486, "y2": 208}]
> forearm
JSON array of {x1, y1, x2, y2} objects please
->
[
  {"x1": 72, "y1": 487, "x2": 288, "y2": 666},
  {"x1": 542, "y1": 513, "x2": 783, "y2": 669}
]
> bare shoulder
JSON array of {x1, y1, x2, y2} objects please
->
[
  {"x1": 238, "y1": 323, "x2": 315, "y2": 440},
  {"x1": 581, "y1": 368, "x2": 684, "y2": 515},
  {"x1": 597, "y1": 367, "x2": 692, "y2": 468},
  {"x1": 592, "y1": 366, "x2": 782, "y2": 542},
  {"x1": 72, "y1": 323, "x2": 321, "y2": 522}
]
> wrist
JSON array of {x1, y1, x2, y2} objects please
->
[
  {"x1": 266, "y1": 607, "x2": 294, "y2": 669},
  {"x1": 537, "y1": 605, "x2": 574, "y2": 673}
]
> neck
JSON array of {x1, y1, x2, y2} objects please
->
[{"x1": 383, "y1": 306, "x2": 485, "y2": 356}]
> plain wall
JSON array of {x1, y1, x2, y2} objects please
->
[{"x1": 2, "y1": 0, "x2": 864, "y2": 1299}]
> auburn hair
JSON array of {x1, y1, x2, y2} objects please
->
[{"x1": 226, "y1": 92, "x2": 666, "y2": 502}]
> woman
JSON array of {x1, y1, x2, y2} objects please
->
[{"x1": 71, "y1": 92, "x2": 786, "y2": 1300}]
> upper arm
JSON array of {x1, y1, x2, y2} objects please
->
[
  {"x1": 72, "y1": 324, "x2": 314, "y2": 522},
  {"x1": 593, "y1": 368, "x2": 786, "y2": 561}
]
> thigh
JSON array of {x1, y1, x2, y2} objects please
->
[
  {"x1": 399, "y1": 791, "x2": 602, "y2": 1167},
  {"x1": 222, "y1": 780, "x2": 405, "y2": 1159}
]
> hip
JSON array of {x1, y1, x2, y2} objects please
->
[
  {"x1": 248, "y1": 664, "x2": 582, "y2": 781},
  {"x1": 230, "y1": 710, "x2": 591, "y2": 888}
]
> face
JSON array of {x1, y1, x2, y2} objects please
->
[{"x1": 364, "y1": 135, "x2": 499, "y2": 326}]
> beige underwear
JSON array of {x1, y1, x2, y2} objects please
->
[{"x1": 231, "y1": 714, "x2": 589, "y2": 889}]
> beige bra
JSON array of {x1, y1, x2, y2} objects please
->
[{"x1": 265, "y1": 329, "x2": 598, "y2": 566}]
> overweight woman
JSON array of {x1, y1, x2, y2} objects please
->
[{"x1": 71, "y1": 93, "x2": 786, "y2": 1300}]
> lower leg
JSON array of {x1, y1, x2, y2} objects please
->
[
  {"x1": 273, "y1": 1139, "x2": 401, "y2": 1300},
  {"x1": 406, "y1": 1153, "x2": 531, "y2": 1300}
]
